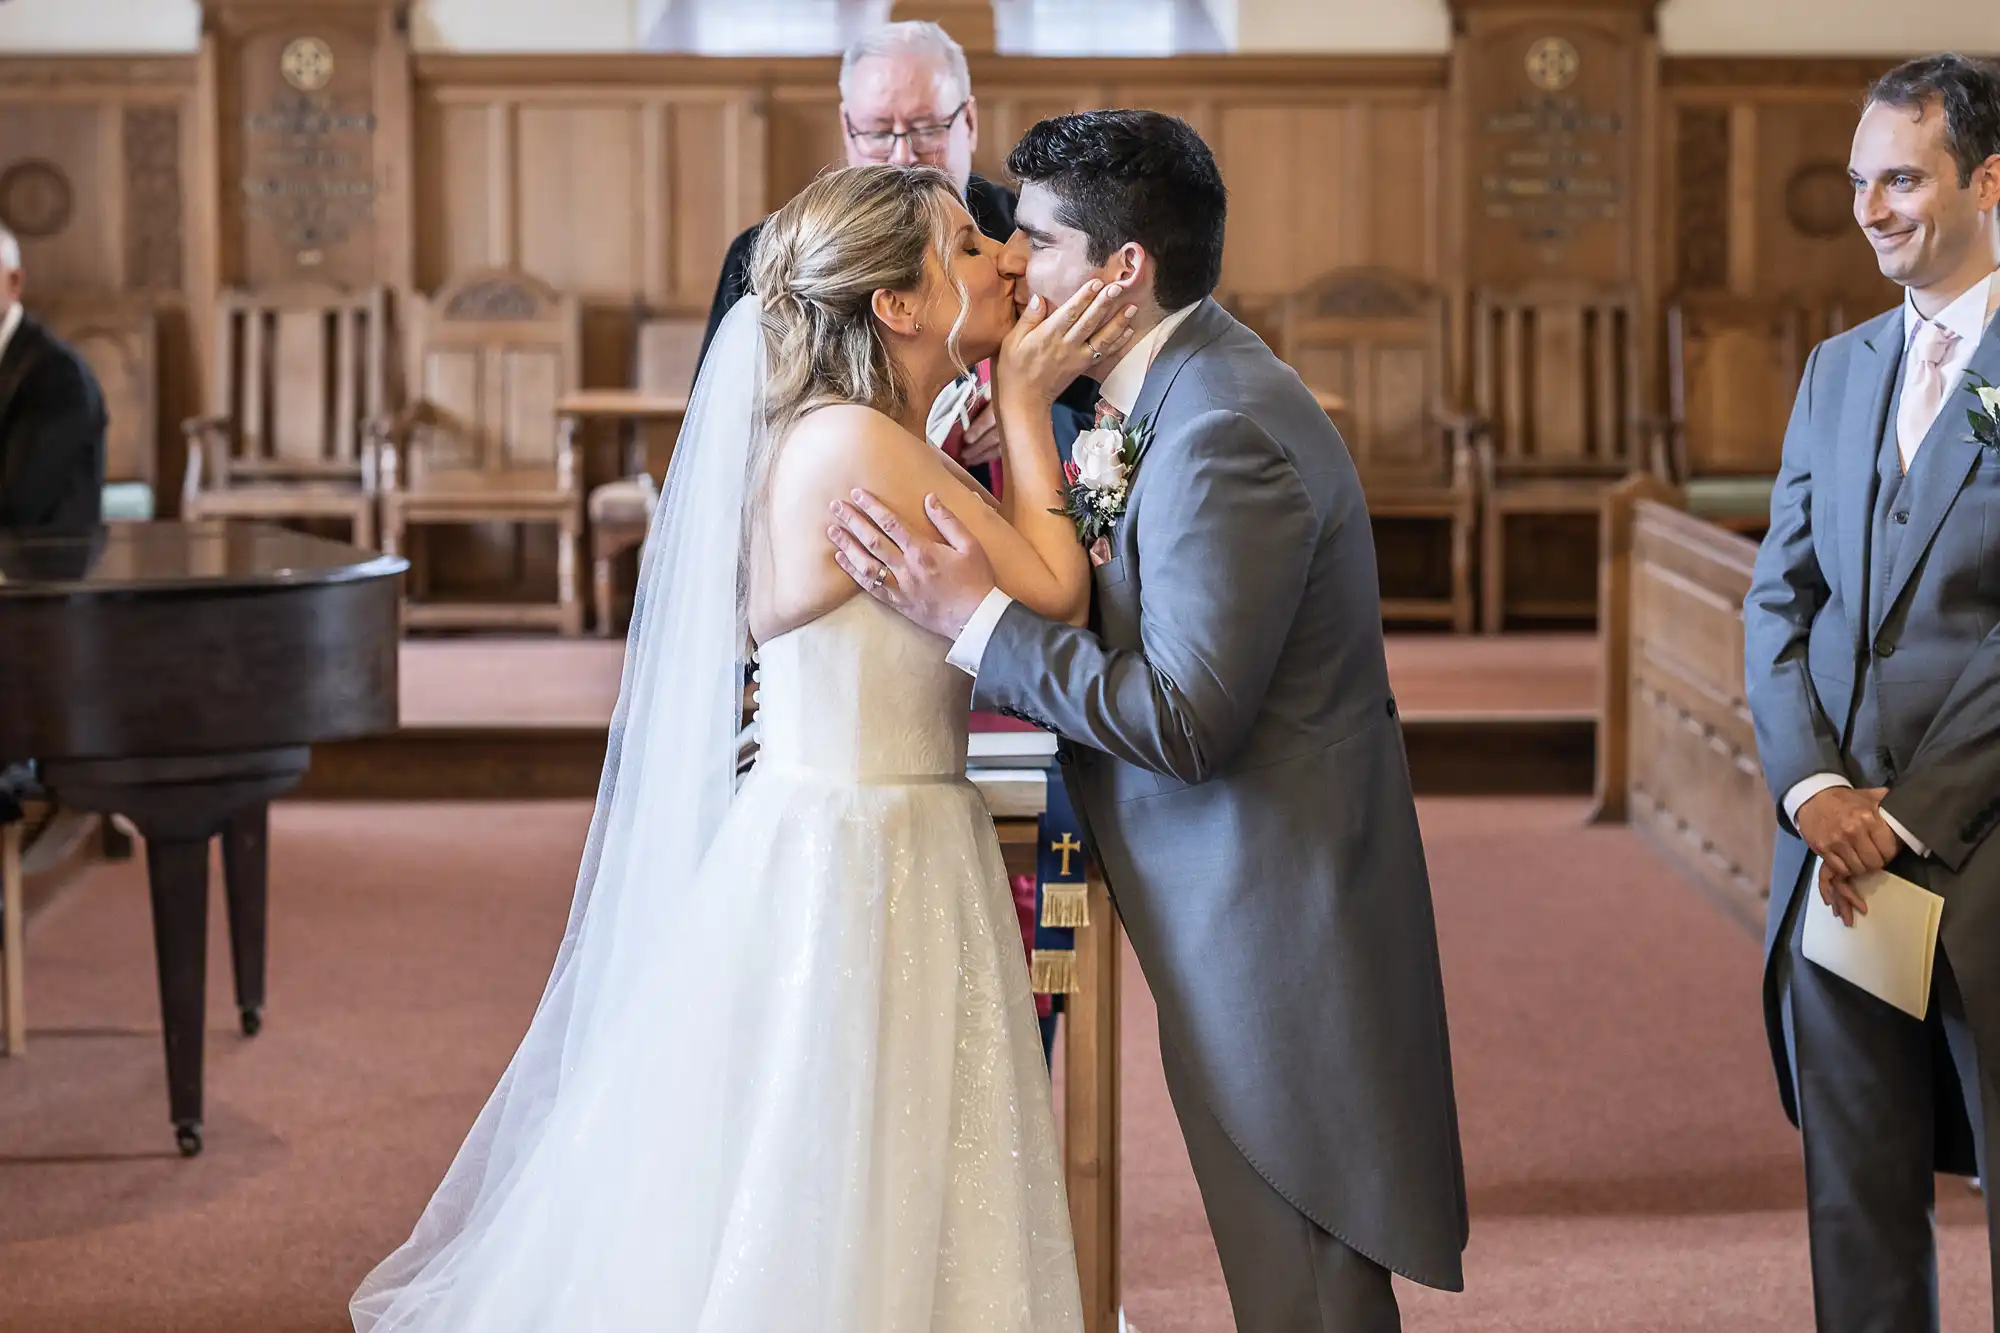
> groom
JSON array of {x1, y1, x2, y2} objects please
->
[{"x1": 829, "y1": 111, "x2": 1466, "y2": 1331}]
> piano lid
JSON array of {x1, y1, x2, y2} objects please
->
[{"x1": 0, "y1": 521, "x2": 406, "y2": 596}]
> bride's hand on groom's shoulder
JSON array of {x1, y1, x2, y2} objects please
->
[{"x1": 997, "y1": 281, "x2": 1140, "y2": 411}]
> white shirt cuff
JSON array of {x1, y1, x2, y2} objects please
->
[
  {"x1": 946, "y1": 588, "x2": 1014, "y2": 678},
  {"x1": 1783, "y1": 773, "x2": 1851, "y2": 827},
  {"x1": 1878, "y1": 808, "x2": 1931, "y2": 859},
  {"x1": 1782, "y1": 772, "x2": 1931, "y2": 858}
]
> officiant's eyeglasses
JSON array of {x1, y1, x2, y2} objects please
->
[{"x1": 844, "y1": 102, "x2": 969, "y2": 158}]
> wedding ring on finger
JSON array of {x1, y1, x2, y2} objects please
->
[{"x1": 869, "y1": 565, "x2": 889, "y2": 590}]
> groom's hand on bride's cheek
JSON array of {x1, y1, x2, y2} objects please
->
[{"x1": 827, "y1": 490, "x2": 996, "y2": 641}]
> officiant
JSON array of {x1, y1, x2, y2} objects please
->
[
  {"x1": 696, "y1": 19, "x2": 1097, "y2": 487},
  {"x1": 1743, "y1": 54, "x2": 2000, "y2": 1330}
]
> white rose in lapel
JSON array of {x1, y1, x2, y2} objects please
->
[
  {"x1": 1977, "y1": 384, "x2": 2000, "y2": 416},
  {"x1": 1072, "y1": 428, "x2": 1128, "y2": 491},
  {"x1": 1052, "y1": 413, "x2": 1155, "y2": 559}
]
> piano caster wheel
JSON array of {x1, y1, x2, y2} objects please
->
[
  {"x1": 175, "y1": 1123, "x2": 204, "y2": 1158},
  {"x1": 240, "y1": 1006, "x2": 262, "y2": 1038}
]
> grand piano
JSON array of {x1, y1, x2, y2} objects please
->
[{"x1": 0, "y1": 520, "x2": 403, "y2": 1155}]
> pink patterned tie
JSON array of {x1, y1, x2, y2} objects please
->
[
  {"x1": 1896, "y1": 319, "x2": 1960, "y2": 472},
  {"x1": 1094, "y1": 398, "x2": 1125, "y2": 431}
]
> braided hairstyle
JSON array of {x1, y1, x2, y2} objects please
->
[{"x1": 749, "y1": 164, "x2": 969, "y2": 451}]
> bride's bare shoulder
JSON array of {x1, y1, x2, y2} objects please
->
[{"x1": 771, "y1": 404, "x2": 939, "y2": 499}]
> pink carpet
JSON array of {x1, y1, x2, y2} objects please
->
[{"x1": 0, "y1": 798, "x2": 1990, "y2": 1331}]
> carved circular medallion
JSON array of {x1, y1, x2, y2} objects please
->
[
  {"x1": 281, "y1": 36, "x2": 335, "y2": 92},
  {"x1": 1785, "y1": 161, "x2": 1853, "y2": 239},
  {"x1": 0, "y1": 160, "x2": 73, "y2": 240},
  {"x1": 1525, "y1": 37, "x2": 1580, "y2": 92}
]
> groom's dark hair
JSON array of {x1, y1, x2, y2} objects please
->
[
  {"x1": 1866, "y1": 54, "x2": 2000, "y2": 188},
  {"x1": 1006, "y1": 111, "x2": 1226, "y2": 311}
]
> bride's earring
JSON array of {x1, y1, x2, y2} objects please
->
[{"x1": 914, "y1": 320, "x2": 924, "y2": 334}]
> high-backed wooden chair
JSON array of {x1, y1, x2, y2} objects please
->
[
  {"x1": 583, "y1": 309, "x2": 704, "y2": 636},
  {"x1": 379, "y1": 269, "x2": 584, "y2": 635},
  {"x1": 182, "y1": 285, "x2": 389, "y2": 545},
  {"x1": 40, "y1": 298, "x2": 159, "y2": 521},
  {"x1": 1277, "y1": 269, "x2": 1477, "y2": 632},
  {"x1": 1470, "y1": 284, "x2": 1654, "y2": 632},
  {"x1": 1659, "y1": 295, "x2": 1847, "y2": 535}
]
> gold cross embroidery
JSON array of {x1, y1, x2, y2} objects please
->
[{"x1": 1050, "y1": 832, "x2": 1083, "y2": 878}]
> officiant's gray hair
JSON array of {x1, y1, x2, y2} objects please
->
[{"x1": 839, "y1": 21, "x2": 971, "y2": 105}]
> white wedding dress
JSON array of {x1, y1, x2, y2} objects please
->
[{"x1": 352, "y1": 594, "x2": 1083, "y2": 1331}]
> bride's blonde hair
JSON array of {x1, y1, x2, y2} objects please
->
[{"x1": 749, "y1": 164, "x2": 970, "y2": 446}]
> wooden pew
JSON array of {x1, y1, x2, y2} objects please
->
[{"x1": 1594, "y1": 476, "x2": 1772, "y2": 928}]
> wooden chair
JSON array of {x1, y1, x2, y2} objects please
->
[
  {"x1": 1470, "y1": 284, "x2": 1655, "y2": 632},
  {"x1": 379, "y1": 269, "x2": 585, "y2": 635},
  {"x1": 40, "y1": 298, "x2": 159, "y2": 521},
  {"x1": 583, "y1": 310, "x2": 703, "y2": 635},
  {"x1": 1276, "y1": 269, "x2": 1477, "y2": 633},
  {"x1": 182, "y1": 285, "x2": 389, "y2": 546},
  {"x1": 1658, "y1": 295, "x2": 1847, "y2": 536}
]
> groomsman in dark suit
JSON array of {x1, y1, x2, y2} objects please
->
[
  {"x1": 1744, "y1": 54, "x2": 2000, "y2": 1331},
  {"x1": 0, "y1": 225, "x2": 106, "y2": 534}
]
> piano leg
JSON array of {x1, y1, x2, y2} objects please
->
[
  {"x1": 144, "y1": 835, "x2": 209, "y2": 1158},
  {"x1": 222, "y1": 804, "x2": 269, "y2": 1037},
  {"x1": 40, "y1": 747, "x2": 310, "y2": 1157}
]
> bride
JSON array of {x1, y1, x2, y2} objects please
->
[{"x1": 350, "y1": 163, "x2": 1138, "y2": 1331}]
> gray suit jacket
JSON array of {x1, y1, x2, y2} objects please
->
[
  {"x1": 974, "y1": 299, "x2": 1468, "y2": 1290},
  {"x1": 1745, "y1": 302, "x2": 2000, "y2": 1165}
]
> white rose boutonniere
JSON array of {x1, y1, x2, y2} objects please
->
[
  {"x1": 1054, "y1": 415, "x2": 1154, "y2": 566},
  {"x1": 1968, "y1": 372, "x2": 2000, "y2": 453},
  {"x1": 1071, "y1": 428, "x2": 1128, "y2": 490}
]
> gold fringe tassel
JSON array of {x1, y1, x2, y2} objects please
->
[
  {"x1": 1029, "y1": 949, "x2": 1081, "y2": 995},
  {"x1": 1040, "y1": 881, "x2": 1090, "y2": 929}
]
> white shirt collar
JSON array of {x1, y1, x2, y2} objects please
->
[
  {"x1": 0, "y1": 302, "x2": 22, "y2": 364},
  {"x1": 1097, "y1": 303, "x2": 1199, "y2": 418},
  {"x1": 1903, "y1": 269, "x2": 1998, "y2": 349}
]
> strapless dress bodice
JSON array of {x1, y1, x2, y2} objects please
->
[{"x1": 753, "y1": 596, "x2": 971, "y2": 781}]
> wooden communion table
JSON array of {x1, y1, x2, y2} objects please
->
[{"x1": 990, "y1": 806, "x2": 1121, "y2": 1333}]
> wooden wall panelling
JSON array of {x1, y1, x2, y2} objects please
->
[
  {"x1": 1658, "y1": 61, "x2": 1899, "y2": 313},
  {"x1": 411, "y1": 55, "x2": 1454, "y2": 379}
]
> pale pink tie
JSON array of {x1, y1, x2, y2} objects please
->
[{"x1": 1896, "y1": 319, "x2": 1960, "y2": 471}]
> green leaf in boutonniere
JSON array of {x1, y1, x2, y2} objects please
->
[{"x1": 1967, "y1": 372, "x2": 2000, "y2": 450}]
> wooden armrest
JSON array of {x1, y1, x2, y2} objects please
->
[
  {"x1": 370, "y1": 401, "x2": 438, "y2": 445},
  {"x1": 556, "y1": 415, "x2": 580, "y2": 494},
  {"x1": 371, "y1": 402, "x2": 447, "y2": 493},
  {"x1": 1427, "y1": 398, "x2": 1485, "y2": 439},
  {"x1": 181, "y1": 440, "x2": 202, "y2": 505},
  {"x1": 181, "y1": 413, "x2": 229, "y2": 442},
  {"x1": 1636, "y1": 413, "x2": 1685, "y2": 483}
]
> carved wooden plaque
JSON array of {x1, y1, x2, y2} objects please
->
[
  {"x1": 207, "y1": 0, "x2": 409, "y2": 289},
  {"x1": 1452, "y1": 3, "x2": 1653, "y2": 289}
]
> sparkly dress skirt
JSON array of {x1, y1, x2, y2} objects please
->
[{"x1": 351, "y1": 596, "x2": 1081, "y2": 1332}]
